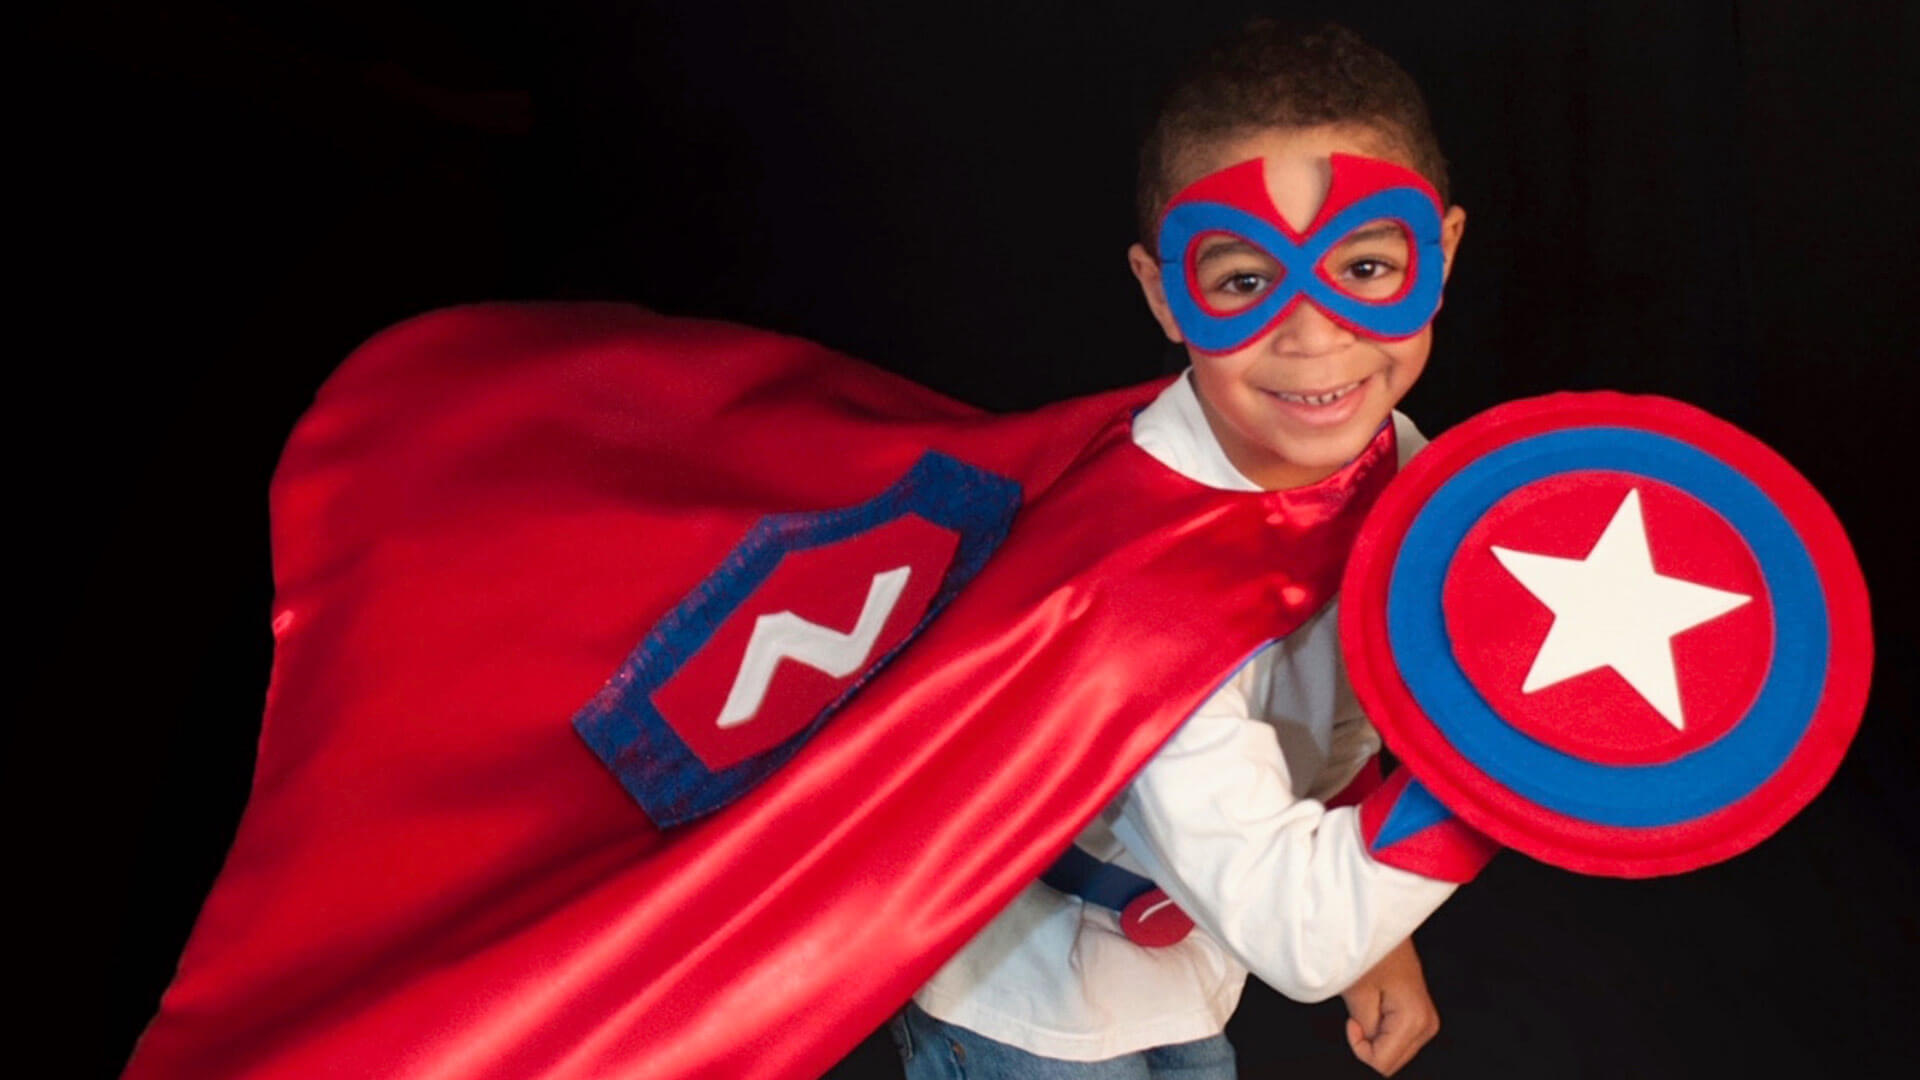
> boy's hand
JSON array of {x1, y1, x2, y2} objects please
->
[{"x1": 1341, "y1": 938, "x2": 1438, "y2": 1076}]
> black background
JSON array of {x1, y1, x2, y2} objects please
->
[{"x1": 33, "y1": 1, "x2": 1916, "y2": 1076}]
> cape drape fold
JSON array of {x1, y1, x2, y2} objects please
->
[{"x1": 126, "y1": 303, "x2": 1395, "y2": 1079}]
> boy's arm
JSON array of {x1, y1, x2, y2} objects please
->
[
  {"x1": 1341, "y1": 937, "x2": 1440, "y2": 1077},
  {"x1": 1318, "y1": 639, "x2": 1385, "y2": 804},
  {"x1": 1110, "y1": 670, "x2": 1491, "y2": 1003},
  {"x1": 1324, "y1": 662, "x2": 1445, "y2": 1075}
]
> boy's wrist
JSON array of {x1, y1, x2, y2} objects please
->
[{"x1": 1358, "y1": 768, "x2": 1500, "y2": 883}]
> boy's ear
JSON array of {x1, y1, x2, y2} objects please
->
[
  {"x1": 1439, "y1": 205, "x2": 1467, "y2": 281},
  {"x1": 1128, "y1": 243, "x2": 1186, "y2": 344}
]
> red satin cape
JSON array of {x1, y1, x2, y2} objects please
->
[{"x1": 125, "y1": 303, "x2": 1397, "y2": 1079}]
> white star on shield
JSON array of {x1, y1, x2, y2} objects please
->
[{"x1": 1490, "y1": 488, "x2": 1752, "y2": 731}]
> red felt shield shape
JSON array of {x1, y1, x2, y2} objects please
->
[{"x1": 1341, "y1": 393, "x2": 1872, "y2": 877}]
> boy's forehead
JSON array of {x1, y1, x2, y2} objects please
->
[{"x1": 1177, "y1": 123, "x2": 1412, "y2": 229}]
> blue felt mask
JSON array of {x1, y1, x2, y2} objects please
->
[{"x1": 1157, "y1": 153, "x2": 1447, "y2": 353}]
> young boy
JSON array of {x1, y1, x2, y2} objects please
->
[{"x1": 899, "y1": 22, "x2": 1478, "y2": 1079}]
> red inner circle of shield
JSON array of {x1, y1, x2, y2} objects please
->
[{"x1": 1440, "y1": 470, "x2": 1774, "y2": 766}]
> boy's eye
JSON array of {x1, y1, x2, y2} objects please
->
[
  {"x1": 1334, "y1": 257, "x2": 1405, "y2": 299},
  {"x1": 1321, "y1": 220, "x2": 1412, "y2": 299},
  {"x1": 1190, "y1": 234, "x2": 1283, "y2": 312},
  {"x1": 1202, "y1": 269, "x2": 1276, "y2": 312}
]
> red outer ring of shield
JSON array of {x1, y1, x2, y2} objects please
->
[{"x1": 1341, "y1": 393, "x2": 1873, "y2": 877}]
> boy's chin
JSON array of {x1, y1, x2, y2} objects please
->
[
  {"x1": 1274, "y1": 420, "x2": 1389, "y2": 474},
  {"x1": 1250, "y1": 439, "x2": 1374, "y2": 489}
]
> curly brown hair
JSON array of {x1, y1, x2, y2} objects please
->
[{"x1": 1137, "y1": 20, "x2": 1449, "y2": 248}]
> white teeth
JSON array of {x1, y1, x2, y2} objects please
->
[{"x1": 1274, "y1": 382, "x2": 1360, "y2": 406}]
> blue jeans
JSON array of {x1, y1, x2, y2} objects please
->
[{"x1": 889, "y1": 1002, "x2": 1237, "y2": 1080}]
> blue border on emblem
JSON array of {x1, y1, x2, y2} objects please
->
[
  {"x1": 573, "y1": 450, "x2": 1022, "y2": 827},
  {"x1": 1385, "y1": 427, "x2": 1826, "y2": 827}
]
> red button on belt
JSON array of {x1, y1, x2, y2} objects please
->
[{"x1": 1120, "y1": 888, "x2": 1195, "y2": 947}]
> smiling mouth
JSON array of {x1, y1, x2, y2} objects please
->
[{"x1": 1268, "y1": 380, "x2": 1363, "y2": 406}]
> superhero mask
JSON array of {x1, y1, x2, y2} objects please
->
[{"x1": 1157, "y1": 153, "x2": 1447, "y2": 353}]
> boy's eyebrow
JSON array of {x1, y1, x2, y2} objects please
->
[
  {"x1": 1192, "y1": 237, "x2": 1271, "y2": 266},
  {"x1": 1329, "y1": 223, "x2": 1408, "y2": 247}
]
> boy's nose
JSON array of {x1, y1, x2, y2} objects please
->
[{"x1": 1266, "y1": 300, "x2": 1355, "y2": 357}]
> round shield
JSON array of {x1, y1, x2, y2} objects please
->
[{"x1": 1341, "y1": 393, "x2": 1872, "y2": 877}]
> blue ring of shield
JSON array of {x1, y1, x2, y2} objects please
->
[{"x1": 1385, "y1": 426, "x2": 1823, "y2": 828}]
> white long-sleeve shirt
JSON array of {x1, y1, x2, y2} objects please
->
[{"x1": 912, "y1": 373, "x2": 1456, "y2": 1060}]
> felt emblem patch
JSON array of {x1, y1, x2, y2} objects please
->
[
  {"x1": 1341, "y1": 393, "x2": 1871, "y2": 877},
  {"x1": 574, "y1": 450, "x2": 1021, "y2": 827}
]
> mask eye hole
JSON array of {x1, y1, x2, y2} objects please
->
[
  {"x1": 1318, "y1": 219, "x2": 1414, "y2": 303},
  {"x1": 1187, "y1": 232, "x2": 1287, "y2": 316}
]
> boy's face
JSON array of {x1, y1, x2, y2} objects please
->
[{"x1": 1129, "y1": 125, "x2": 1467, "y2": 490}]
